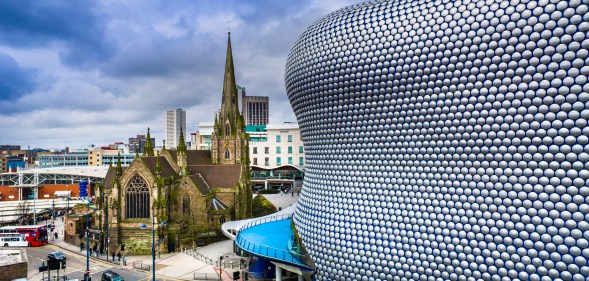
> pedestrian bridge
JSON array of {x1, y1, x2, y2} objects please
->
[
  {"x1": 0, "y1": 166, "x2": 107, "y2": 189},
  {"x1": 229, "y1": 209, "x2": 314, "y2": 280}
]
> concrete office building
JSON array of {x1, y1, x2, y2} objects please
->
[
  {"x1": 249, "y1": 123, "x2": 304, "y2": 167},
  {"x1": 39, "y1": 149, "x2": 134, "y2": 168},
  {"x1": 165, "y1": 108, "x2": 186, "y2": 149},
  {"x1": 242, "y1": 95, "x2": 269, "y2": 126},
  {"x1": 129, "y1": 135, "x2": 155, "y2": 155},
  {"x1": 38, "y1": 152, "x2": 89, "y2": 168},
  {"x1": 191, "y1": 122, "x2": 214, "y2": 150}
]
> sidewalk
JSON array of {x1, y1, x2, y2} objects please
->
[{"x1": 49, "y1": 218, "x2": 224, "y2": 280}]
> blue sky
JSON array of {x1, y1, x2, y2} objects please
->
[{"x1": 0, "y1": 0, "x2": 363, "y2": 149}]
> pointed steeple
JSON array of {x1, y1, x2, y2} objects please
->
[
  {"x1": 218, "y1": 32, "x2": 240, "y2": 137},
  {"x1": 143, "y1": 127, "x2": 154, "y2": 157},
  {"x1": 211, "y1": 32, "x2": 247, "y2": 165},
  {"x1": 177, "y1": 128, "x2": 187, "y2": 154}
]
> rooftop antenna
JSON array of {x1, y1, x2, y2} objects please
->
[{"x1": 227, "y1": 20, "x2": 231, "y2": 33}]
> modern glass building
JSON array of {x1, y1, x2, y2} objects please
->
[{"x1": 284, "y1": 0, "x2": 589, "y2": 280}]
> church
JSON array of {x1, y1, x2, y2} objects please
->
[{"x1": 100, "y1": 33, "x2": 252, "y2": 254}]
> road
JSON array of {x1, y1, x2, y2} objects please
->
[{"x1": 24, "y1": 244, "x2": 148, "y2": 281}]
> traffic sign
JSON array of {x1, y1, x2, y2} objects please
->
[{"x1": 79, "y1": 181, "x2": 89, "y2": 197}]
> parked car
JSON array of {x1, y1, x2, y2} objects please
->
[
  {"x1": 47, "y1": 251, "x2": 66, "y2": 269},
  {"x1": 101, "y1": 270, "x2": 124, "y2": 281}
]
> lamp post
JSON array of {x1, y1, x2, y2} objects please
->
[
  {"x1": 66, "y1": 185, "x2": 70, "y2": 212},
  {"x1": 140, "y1": 218, "x2": 166, "y2": 281},
  {"x1": 33, "y1": 187, "x2": 37, "y2": 225},
  {"x1": 103, "y1": 191, "x2": 110, "y2": 261},
  {"x1": 52, "y1": 195, "x2": 55, "y2": 224},
  {"x1": 85, "y1": 196, "x2": 90, "y2": 280},
  {"x1": 79, "y1": 180, "x2": 91, "y2": 281}
]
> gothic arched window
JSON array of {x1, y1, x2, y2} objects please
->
[
  {"x1": 220, "y1": 215, "x2": 226, "y2": 224},
  {"x1": 224, "y1": 149, "x2": 231, "y2": 159},
  {"x1": 225, "y1": 123, "x2": 231, "y2": 135},
  {"x1": 125, "y1": 175, "x2": 150, "y2": 219},
  {"x1": 182, "y1": 195, "x2": 191, "y2": 215}
]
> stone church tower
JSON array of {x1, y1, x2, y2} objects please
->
[
  {"x1": 98, "y1": 33, "x2": 252, "y2": 256},
  {"x1": 212, "y1": 32, "x2": 248, "y2": 166}
]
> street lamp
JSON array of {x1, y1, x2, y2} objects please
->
[
  {"x1": 52, "y1": 195, "x2": 55, "y2": 224},
  {"x1": 85, "y1": 197, "x2": 90, "y2": 281},
  {"x1": 102, "y1": 191, "x2": 110, "y2": 261},
  {"x1": 140, "y1": 218, "x2": 166, "y2": 281},
  {"x1": 66, "y1": 185, "x2": 70, "y2": 212}
]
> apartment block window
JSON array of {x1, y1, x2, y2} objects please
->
[
  {"x1": 288, "y1": 146, "x2": 293, "y2": 153},
  {"x1": 288, "y1": 135, "x2": 293, "y2": 142},
  {"x1": 288, "y1": 157, "x2": 293, "y2": 164},
  {"x1": 265, "y1": 147, "x2": 269, "y2": 154},
  {"x1": 299, "y1": 157, "x2": 304, "y2": 165},
  {"x1": 265, "y1": 157, "x2": 269, "y2": 166},
  {"x1": 276, "y1": 147, "x2": 281, "y2": 154},
  {"x1": 276, "y1": 157, "x2": 281, "y2": 165},
  {"x1": 276, "y1": 135, "x2": 281, "y2": 142},
  {"x1": 299, "y1": 146, "x2": 304, "y2": 153},
  {"x1": 253, "y1": 147, "x2": 258, "y2": 154},
  {"x1": 253, "y1": 158, "x2": 258, "y2": 165}
]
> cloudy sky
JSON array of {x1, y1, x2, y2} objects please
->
[{"x1": 0, "y1": 0, "x2": 363, "y2": 149}]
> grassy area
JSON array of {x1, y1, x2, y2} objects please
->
[{"x1": 251, "y1": 194, "x2": 278, "y2": 218}]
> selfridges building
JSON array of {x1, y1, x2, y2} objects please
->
[{"x1": 285, "y1": 0, "x2": 589, "y2": 280}]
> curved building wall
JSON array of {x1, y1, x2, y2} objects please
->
[{"x1": 285, "y1": 0, "x2": 589, "y2": 280}]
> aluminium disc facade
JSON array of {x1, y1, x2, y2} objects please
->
[{"x1": 285, "y1": 0, "x2": 589, "y2": 280}]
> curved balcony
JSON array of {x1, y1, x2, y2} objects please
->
[{"x1": 235, "y1": 214, "x2": 313, "y2": 270}]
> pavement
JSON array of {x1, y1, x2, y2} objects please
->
[{"x1": 47, "y1": 192, "x2": 300, "y2": 280}]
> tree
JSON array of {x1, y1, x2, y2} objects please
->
[
  {"x1": 16, "y1": 201, "x2": 33, "y2": 223},
  {"x1": 251, "y1": 195, "x2": 277, "y2": 218}
]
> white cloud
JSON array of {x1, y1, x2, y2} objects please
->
[{"x1": 0, "y1": 0, "x2": 365, "y2": 148}]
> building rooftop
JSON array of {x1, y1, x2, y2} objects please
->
[
  {"x1": 266, "y1": 123, "x2": 299, "y2": 130},
  {"x1": 2, "y1": 166, "x2": 109, "y2": 178}
]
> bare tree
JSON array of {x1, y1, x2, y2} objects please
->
[{"x1": 16, "y1": 201, "x2": 32, "y2": 223}]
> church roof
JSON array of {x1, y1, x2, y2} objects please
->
[
  {"x1": 188, "y1": 174, "x2": 213, "y2": 195},
  {"x1": 167, "y1": 150, "x2": 212, "y2": 166},
  {"x1": 103, "y1": 166, "x2": 128, "y2": 189},
  {"x1": 187, "y1": 150, "x2": 212, "y2": 165},
  {"x1": 141, "y1": 156, "x2": 176, "y2": 177},
  {"x1": 189, "y1": 164, "x2": 241, "y2": 189}
]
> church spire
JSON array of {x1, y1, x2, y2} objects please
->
[
  {"x1": 177, "y1": 128, "x2": 187, "y2": 153},
  {"x1": 218, "y1": 32, "x2": 240, "y2": 136},
  {"x1": 143, "y1": 127, "x2": 154, "y2": 157}
]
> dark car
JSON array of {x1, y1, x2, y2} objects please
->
[
  {"x1": 101, "y1": 270, "x2": 124, "y2": 281},
  {"x1": 47, "y1": 251, "x2": 66, "y2": 269}
]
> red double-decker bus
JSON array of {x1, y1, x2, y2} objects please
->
[{"x1": 0, "y1": 225, "x2": 48, "y2": 247}]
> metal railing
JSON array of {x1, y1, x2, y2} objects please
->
[
  {"x1": 185, "y1": 248, "x2": 215, "y2": 265},
  {"x1": 237, "y1": 213, "x2": 292, "y2": 233},
  {"x1": 235, "y1": 214, "x2": 312, "y2": 266},
  {"x1": 185, "y1": 248, "x2": 248, "y2": 269}
]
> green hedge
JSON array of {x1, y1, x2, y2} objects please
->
[{"x1": 251, "y1": 195, "x2": 278, "y2": 218}]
